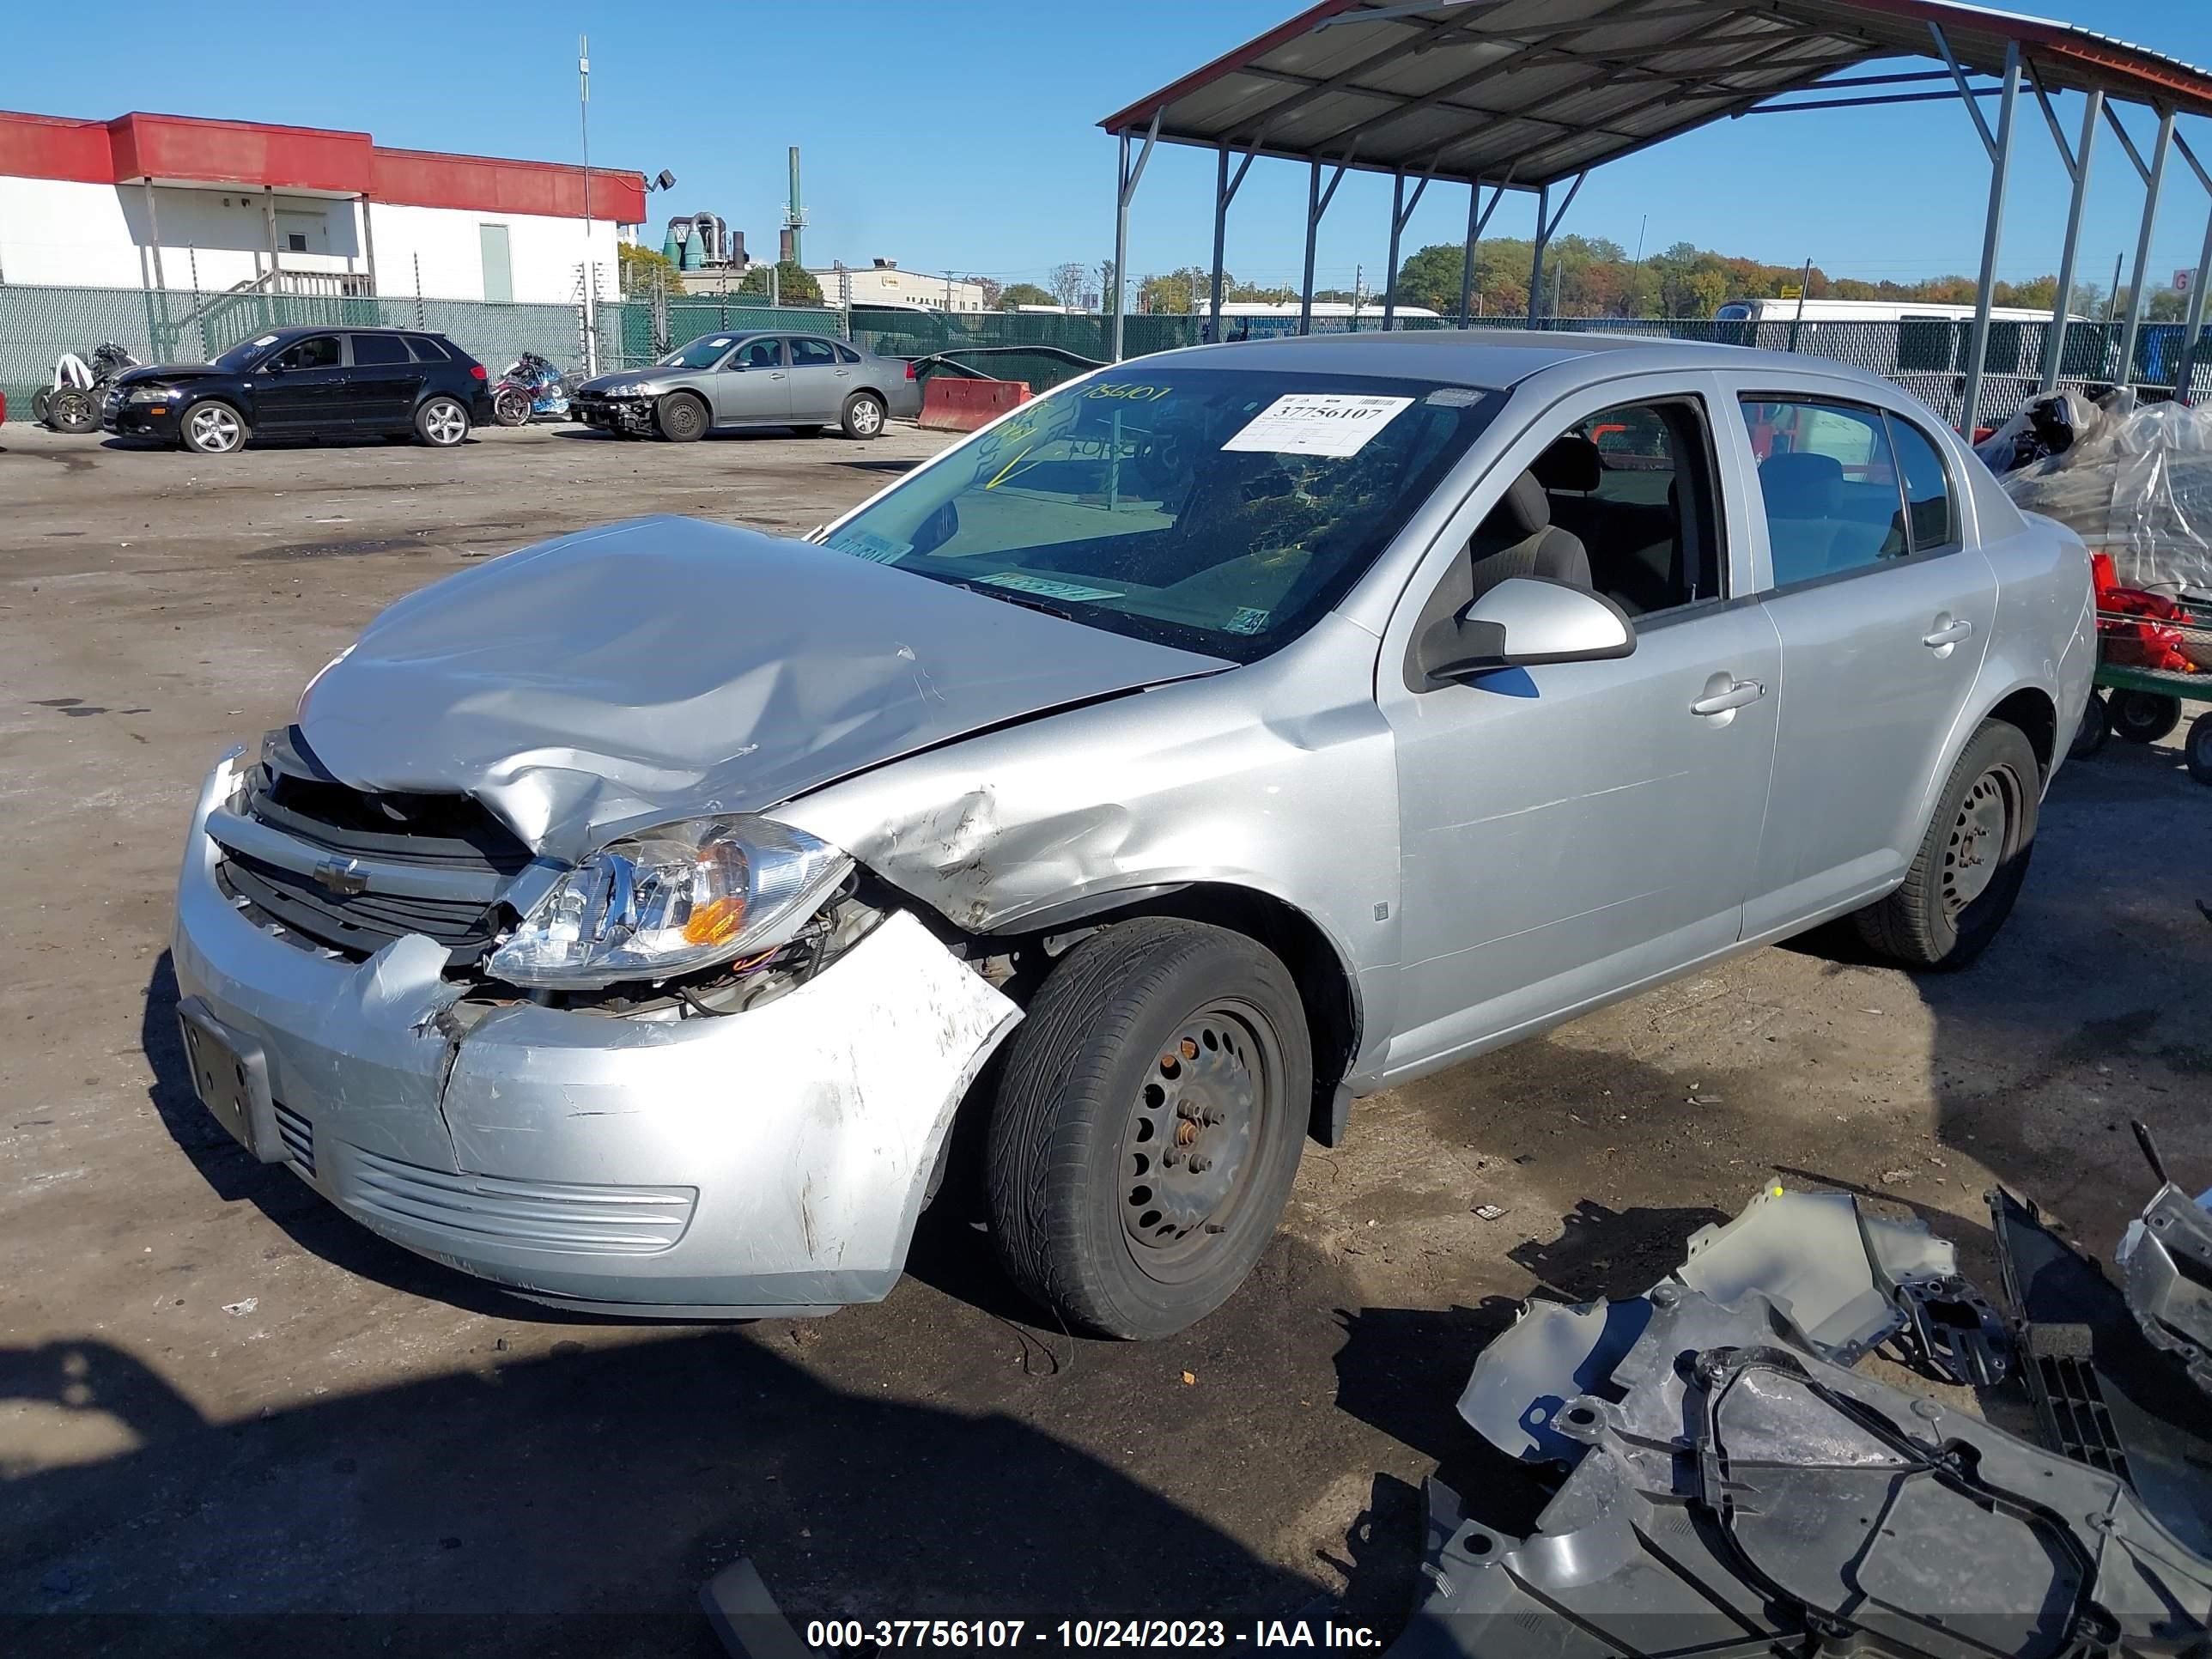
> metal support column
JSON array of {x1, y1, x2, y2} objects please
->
[
  {"x1": 1298, "y1": 155, "x2": 1351, "y2": 336},
  {"x1": 359, "y1": 193, "x2": 380, "y2": 299},
  {"x1": 2032, "y1": 82, "x2": 2100, "y2": 391},
  {"x1": 262, "y1": 187, "x2": 280, "y2": 284},
  {"x1": 1458, "y1": 179, "x2": 1504, "y2": 321},
  {"x1": 1934, "y1": 25, "x2": 2018, "y2": 439},
  {"x1": 1109, "y1": 113, "x2": 1159, "y2": 363},
  {"x1": 1526, "y1": 172, "x2": 1585, "y2": 328},
  {"x1": 2178, "y1": 199, "x2": 2212, "y2": 402},
  {"x1": 1209, "y1": 140, "x2": 1258, "y2": 344},
  {"x1": 1380, "y1": 163, "x2": 1432, "y2": 330},
  {"x1": 2118, "y1": 106, "x2": 2175, "y2": 390}
]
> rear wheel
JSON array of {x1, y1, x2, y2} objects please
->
[
  {"x1": 656, "y1": 392, "x2": 708, "y2": 442},
  {"x1": 2187, "y1": 712, "x2": 2212, "y2": 786},
  {"x1": 1852, "y1": 719, "x2": 2039, "y2": 970},
  {"x1": 2112, "y1": 690, "x2": 2182, "y2": 744},
  {"x1": 491, "y1": 387, "x2": 532, "y2": 427},
  {"x1": 31, "y1": 386, "x2": 52, "y2": 425},
  {"x1": 180, "y1": 400, "x2": 246, "y2": 454},
  {"x1": 2069, "y1": 690, "x2": 2110, "y2": 759},
  {"x1": 414, "y1": 396, "x2": 470, "y2": 447},
  {"x1": 986, "y1": 918, "x2": 1310, "y2": 1340},
  {"x1": 841, "y1": 392, "x2": 886, "y2": 441}
]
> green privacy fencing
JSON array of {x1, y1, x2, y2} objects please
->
[
  {"x1": 6, "y1": 279, "x2": 2199, "y2": 430},
  {"x1": 0, "y1": 281, "x2": 848, "y2": 415}
]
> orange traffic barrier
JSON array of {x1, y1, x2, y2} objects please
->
[{"x1": 917, "y1": 375, "x2": 1031, "y2": 432}]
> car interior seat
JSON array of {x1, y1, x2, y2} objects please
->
[
  {"x1": 1533, "y1": 433, "x2": 1685, "y2": 614},
  {"x1": 1756, "y1": 451, "x2": 1845, "y2": 584},
  {"x1": 1466, "y1": 468, "x2": 1592, "y2": 601}
]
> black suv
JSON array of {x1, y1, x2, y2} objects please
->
[{"x1": 102, "y1": 326, "x2": 494, "y2": 455}]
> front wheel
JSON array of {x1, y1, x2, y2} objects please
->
[
  {"x1": 986, "y1": 918, "x2": 1310, "y2": 1340},
  {"x1": 49, "y1": 388, "x2": 98, "y2": 434},
  {"x1": 2069, "y1": 690, "x2": 2110, "y2": 760},
  {"x1": 414, "y1": 396, "x2": 470, "y2": 447},
  {"x1": 656, "y1": 392, "x2": 708, "y2": 442},
  {"x1": 1852, "y1": 719, "x2": 2039, "y2": 969},
  {"x1": 491, "y1": 387, "x2": 532, "y2": 427},
  {"x1": 180, "y1": 400, "x2": 247, "y2": 454},
  {"x1": 840, "y1": 392, "x2": 885, "y2": 441},
  {"x1": 31, "y1": 386, "x2": 52, "y2": 425}
]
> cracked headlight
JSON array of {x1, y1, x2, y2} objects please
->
[
  {"x1": 601, "y1": 380, "x2": 650, "y2": 397},
  {"x1": 486, "y1": 817, "x2": 849, "y2": 990}
]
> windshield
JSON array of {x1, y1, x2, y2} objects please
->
[
  {"x1": 818, "y1": 367, "x2": 1500, "y2": 661},
  {"x1": 214, "y1": 334, "x2": 282, "y2": 372},
  {"x1": 658, "y1": 334, "x2": 743, "y2": 369}
]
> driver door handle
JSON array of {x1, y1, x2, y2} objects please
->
[
  {"x1": 1923, "y1": 618, "x2": 1973, "y2": 647},
  {"x1": 1690, "y1": 678, "x2": 1765, "y2": 716}
]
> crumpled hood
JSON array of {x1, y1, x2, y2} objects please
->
[
  {"x1": 575, "y1": 368, "x2": 685, "y2": 393},
  {"x1": 297, "y1": 515, "x2": 1228, "y2": 861},
  {"x1": 115, "y1": 362, "x2": 217, "y2": 385}
]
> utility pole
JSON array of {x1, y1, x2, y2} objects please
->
[
  {"x1": 577, "y1": 34, "x2": 598, "y2": 375},
  {"x1": 1551, "y1": 258, "x2": 1563, "y2": 319},
  {"x1": 1786, "y1": 258, "x2": 1812, "y2": 353}
]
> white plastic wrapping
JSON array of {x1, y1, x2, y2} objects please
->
[{"x1": 1999, "y1": 390, "x2": 2212, "y2": 593}]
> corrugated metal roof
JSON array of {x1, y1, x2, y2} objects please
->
[{"x1": 1098, "y1": 0, "x2": 2212, "y2": 189}]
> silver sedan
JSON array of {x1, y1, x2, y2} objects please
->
[
  {"x1": 169, "y1": 331, "x2": 2094, "y2": 1338},
  {"x1": 570, "y1": 328, "x2": 921, "y2": 441}
]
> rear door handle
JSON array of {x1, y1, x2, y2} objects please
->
[
  {"x1": 1923, "y1": 618, "x2": 1973, "y2": 647},
  {"x1": 1690, "y1": 678, "x2": 1765, "y2": 716}
]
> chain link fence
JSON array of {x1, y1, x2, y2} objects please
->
[
  {"x1": 8, "y1": 278, "x2": 2203, "y2": 432},
  {"x1": 0, "y1": 279, "x2": 850, "y2": 415}
]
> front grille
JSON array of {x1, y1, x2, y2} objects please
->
[
  {"x1": 213, "y1": 741, "x2": 532, "y2": 965},
  {"x1": 272, "y1": 1101, "x2": 315, "y2": 1175},
  {"x1": 345, "y1": 1148, "x2": 696, "y2": 1255}
]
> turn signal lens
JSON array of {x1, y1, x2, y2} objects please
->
[{"x1": 682, "y1": 894, "x2": 749, "y2": 946}]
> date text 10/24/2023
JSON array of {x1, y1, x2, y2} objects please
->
[{"x1": 802, "y1": 1620, "x2": 1382, "y2": 1649}]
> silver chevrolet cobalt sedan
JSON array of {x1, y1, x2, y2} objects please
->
[{"x1": 170, "y1": 332, "x2": 2094, "y2": 1338}]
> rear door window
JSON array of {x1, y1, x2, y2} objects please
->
[
  {"x1": 1740, "y1": 398, "x2": 1907, "y2": 586},
  {"x1": 790, "y1": 337, "x2": 839, "y2": 368},
  {"x1": 349, "y1": 334, "x2": 410, "y2": 365},
  {"x1": 1885, "y1": 414, "x2": 1958, "y2": 551}
]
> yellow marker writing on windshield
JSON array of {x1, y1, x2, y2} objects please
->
[{"x1": 983, "y1": 442, "x2": 1037, "y2": 490}]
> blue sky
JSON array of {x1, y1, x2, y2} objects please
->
[{"x1": 4, "y1": 1, "x2": 2209, "y2": 299}]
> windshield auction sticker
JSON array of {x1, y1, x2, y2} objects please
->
[
  {"x1": 1222, "y1": 393, "x2": 1413, "y2": 458},
  {"x1": 979, "y1": 572, "x2": 1124, "y2": 603}
]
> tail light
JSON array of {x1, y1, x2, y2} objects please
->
[
  {"x1": 904, "y1": 360, "x2": 918, "y2": 380},
  {"x1": 470, "y1": 363, "x2": 489, "y2": 381}
]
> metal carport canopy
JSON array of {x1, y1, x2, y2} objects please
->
[{"x1": 1097, "y1": 0, "x2": 2212, "y2": 431}]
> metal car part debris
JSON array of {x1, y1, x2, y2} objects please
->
[
  {"x1": 700, "y1": 1557, "x2": 809, "y2": 1659},
  {"x1": 2115, "y1": 1121, "x2": 2212, "y2": 1397},
  {"x1": 1396, "y1": 1287, "x2": 2212, "y2": 1659},
  {"x1": 1459, "y1": 1186, "x2": 2002, "y2": 1462}
]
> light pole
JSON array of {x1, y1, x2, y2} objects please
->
[{"x1": 578, "y1": 34, "x2": 597, "y2": 374}]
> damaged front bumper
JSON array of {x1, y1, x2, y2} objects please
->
[
  {"x1": 169, "y1": 753, "x2": 1020, "y2": 1316},
  {"x1": 570, "y1": 392, "x2": 658, "y2": 437}
]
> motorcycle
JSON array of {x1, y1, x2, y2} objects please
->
[
  {"x1": 34, "y1": 342, "x2": 141, "y2": 434},
  {"x1": 490, "y1": 353, "x2": 571, "y2": 427}
]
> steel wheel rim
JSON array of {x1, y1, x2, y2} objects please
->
[
  {"x1": 1118, "y1": 999, "x2": 1279, "y2": 1284},
  {"x1": 190, "y1": 407, "x2": 240, "y2": 451},
  {"x1": 426, "y1": 403, "x2": 465, "y2": 444},
  {"x1": 670, "y1": 403, "x2": 702, "y2": 437},
  {"x1": 852, "y1": 398, "x2": 882, "y2": 434},
  {"x1": 1942, "y1": 765, "x2": 2014, "y2": 917}
]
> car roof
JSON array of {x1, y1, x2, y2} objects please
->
[
  {"x1": 260, "y1": 324, "x2": 438, "y2": 339},
  {"x1": 1143, "y1": 328, "x2": 1907, "y2": 398}
]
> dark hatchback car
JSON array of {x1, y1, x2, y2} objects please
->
[{"x1": 102, "y1": 326, "x2": 494, "y2": 454}]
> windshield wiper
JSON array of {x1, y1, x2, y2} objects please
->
[{"x1": 947, "y1": 580, "x2": 1075, "y2": 622}]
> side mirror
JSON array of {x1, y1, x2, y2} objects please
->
[
  {"x1": 262, "y1": 358, "x2": 286, "y2": 375},
  {"x1": 1419, "y1": 576, "x2": 1635, "y2": 685}
]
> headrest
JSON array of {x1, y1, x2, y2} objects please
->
[
  {"x1": 1479, "y1": 469, "x2": 1551, "y2": 540},
  {"x1": 1533, "y1": 434, "x2": 1602, "y2": 494},
  {"x1": 1759, "y1": 450, "x2": 1844, "y2": 517}
]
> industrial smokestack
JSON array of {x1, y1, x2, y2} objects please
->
[{"x1": 786, "y1": 147, "x2": 803, "y2": 270}]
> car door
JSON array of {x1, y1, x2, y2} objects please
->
[
  {"x1": 711, "y1": 336, "x2": 788, "y2": 425},
  {"x1": 1376, "y1": 373, "x2": 1781, "y2": 1072},
  {"x1": 1721, "y1": 388, "x2": 1998, "y2": 936},
  {"x1": 253, "y1": 334, "x2": 351, "y2": 434},
  {"x1": 785, "y1": 335, "x2": 848, "y2": 422},
  {"x1": 344, "y1": 333, "x2": 424, "y2": 430}
]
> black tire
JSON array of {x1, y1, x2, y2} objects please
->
[
  {"x1": 31, "y1": 386, "x2": 52, "y2": 425},
  {"x1": 2187, "y1": 711, "x2": 2212, "y2": 786},
  {"x1": 2069, "y1": 690, "x2": 2110, "y2": 759},
  {"x1": 840, "y1": 392, "x2": 886, "y2": 441},
  {"x1": 50, "y1": 388, "x2": 98, "y2": 434},
  {"x1": 2111, "y1": 690, "x2": 2182, "y2": 744},
  {"x1": 413, "y1": 395, "x2": 470, "y2": 447},
  {"x1": 1853, "y1": 719, "x2": 2040, "y2": 970},
  {"x1": 179, "y1": 400, "x2": 248, "y2": 455},
  {"x1": 491, "y1": 387, "x2": 532, "y2": 428},
  {"x1": 790, "y1": 424, "x2": 824, "y2": 438},
  {"x1": 656, "y1": 392, "x2": 708, "y2": 442},
  {"x1": 986, "y1": 917, "x2": 1310, "y2": 1340}
]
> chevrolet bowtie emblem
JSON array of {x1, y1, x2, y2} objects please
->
[{"x1": 313, "y1": 857, "x2": 368, "y2": 896}]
